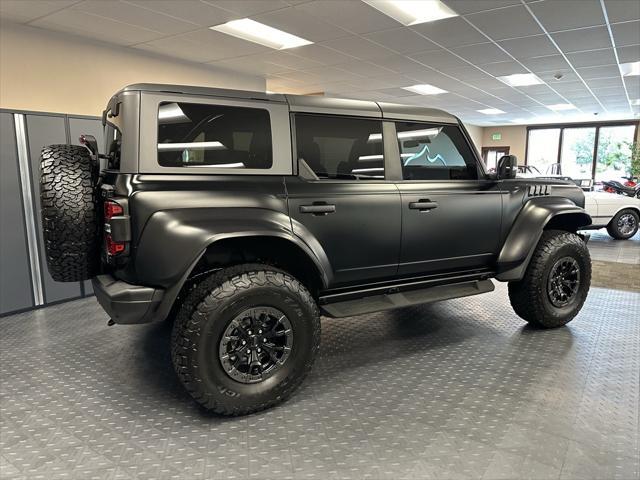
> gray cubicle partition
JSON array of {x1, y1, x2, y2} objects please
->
[{"x1": 0, "y1": 109, "x2": 103, "y2": 316}]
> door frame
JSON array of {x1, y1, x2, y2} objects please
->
[{"x1": 481, "y1": 146, "x2": 510, "y2": 161}]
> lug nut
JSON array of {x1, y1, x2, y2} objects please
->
[
  {"x1": 247, "y1": 330, "x2": 252, "y2": 335},
  {"x1": 242, "y1": 340, "x2": 246, "y2": 345},
  {"x1": 258, "y1": 329, "x2": 262, "y2": 334},
  {"x1": 257, "y1": 348, "x2": 261, "y2": 353},
  {"x1": 262, "y1": 338, "x2": 267, "y2": 343}
]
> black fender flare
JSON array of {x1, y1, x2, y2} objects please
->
[
  {"x1": 134, "y1": 208, "x2": 333, "y2": 321},
  {"x1": 496, "y1": 197, "x2": 591, "y2": 281}
]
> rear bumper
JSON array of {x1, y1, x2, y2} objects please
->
[{"x1": 92, "y1": 275, "x2": 164, "y2": 324}]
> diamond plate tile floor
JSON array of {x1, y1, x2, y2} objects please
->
[{"x1": 1, "y1": 281, "x2": 638, "y2": 480}]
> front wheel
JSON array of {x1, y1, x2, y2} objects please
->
[
  {"x1": 607, "y1": 209, "x2": 639, "y2": 240},
  {"x1": 171, "y1": 264, "x2": 320, "y2": 416},
  {"x1": 508, "y1": 230, "x2": 591, "y2": 328}
]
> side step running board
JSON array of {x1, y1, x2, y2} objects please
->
[{"x1": 320, "y1": 279, "x2": 495, "y2": 318}]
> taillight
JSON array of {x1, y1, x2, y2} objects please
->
[
  {"x1": 104, "y1": 199, "x2": 127, "y2": 257},
  {"x1": 104, "y1": 201, "x2": 123, "y2": 218}
]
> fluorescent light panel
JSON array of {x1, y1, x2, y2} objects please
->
[
  {"x1": 478, "y1": 108, "x2": 506, "y2": 115},
  {"x1": 619, "y1": 61, "x2": 640, "y2": 77},
  {"x1": 362, "y1": 0, "x2": 458, "y2": 25},
  {"x1": 158, "y1": 141, "x2": 226, "y2": 151},
  {"x1": 403, "y1": 84, "x2": 448, "y2": 95},
  {"x1": 547, "y1": 103, "x2": 576, "y2": 111},
  {"x1": 210, "y1": 19, "x2": 312, "y2": 50},
  {"x1": 497, "y1": 73, "x2": 544, "y2": 87}
]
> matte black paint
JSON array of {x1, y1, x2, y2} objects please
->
[{"x1": 93, "y1": 84, "x2": 592, "y2": 324}]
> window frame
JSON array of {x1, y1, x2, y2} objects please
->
[
  {"x1": 139, "y1": 92, "x2": 292, "y2": 175},
  {"x1": 388, "y1": 120, "x2": 486, "y2": 182},
  {"x1": 525, "y1": 120, "x2": 639, "y2": 180},
  {"x1": 291, "y1": 112, "x2": 394, "y2": 183}
]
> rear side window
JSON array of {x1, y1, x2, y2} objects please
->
[
  {"x1": 396, "y1": 122, "x2": 478, "y2": 180},
  {"x1": 157, "y1": 102, "x2": 272, "y2": 169},
  {"x1": 295, "y1": 114, "x2": 384, "y2": 180}
]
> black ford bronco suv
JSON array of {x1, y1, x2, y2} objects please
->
[{"x1": 40, "y1": 84, "x2": 592, "y2": 415}]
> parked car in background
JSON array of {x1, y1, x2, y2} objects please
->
[
  {"x1": 583, "y1": 191, "x2": 640, "y2": 239},
  {"x1": 516, "y1": 165, "x2": 593, "y2": 191}
]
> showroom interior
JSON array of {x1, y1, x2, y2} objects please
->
[{"x1": 0, "y1": 0, "x2": 639, "y2": 479}]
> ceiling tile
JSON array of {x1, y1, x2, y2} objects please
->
[
  {"x1": 611, "y1": 20, "x2": 640, "y2": 47},
  {"x1": 137, "y1": 28, "x2": 268, "y2": 62},
  {"x1": 603, "y1": 0, "x2": 640, "y2": 23},
  {"x1": 321, "y1": 36, "x2": 396, "y2": 60},
  {"x1": 441, "y1": 0, "x2": 520, "y2": 15},
  {"x1": 498, "y1": 34, "x2": 558, "y2": 59},
  {"x1": 253, "y1": 6, "x2": 349, "y2": 43},
  {"x1": 288, "y1": 43, "x2": 355, "y2": 65},
  {"x1": 551, "y1": 26, "x2": 612, "y2": 53},
  {"x1": 210, "y1": 0, "x2": 290, "y2": 16},
  {"x1": 442, "y1": 64, "x2": 501, "y2": 82},
  {"x1": 31, "y1": 8, "x2": 165, "y2": 45},
  {"x1": 466, "y1": 5, "x2": 543, "y2": 40},
  {"x1": 567, "y1": 48, "x2": 617, "y2": 68},
  {"x1": 295, "y1": 0, "x2": 401, "y2": 34},
  {"x1": 577, "y1": 65, "x2": 620, "y2": 80},
  {"x1": 364, "y1": 27, "x2": 440, "y2": 55},
  {"x1": 0, "y1": 0, "x2": 77, "y2": 23},
  {"x1": 368, "y1": 55, "x2": 432, "y2": 75},
  {"x1": 451, "y1": 42, "x2": 508, "y2": 64},
  {"x1": 127, "y1": 0, "x2": 236, "y2": 26},
  {"x1": 586, "y1": 77, "x2": 624, "y2": 89},
  {"x1": 624, "y1": 76, "x2": 640, "y2": 92},
  {"x1": 551, "y1": 81, "x2": 591, "y2": 93},
  {"x1": 617, "y1": 44, "x2": 640, "y2": 63},
  {"x1": 298, "y1": 65, "x2": 366, "y2": 83},
  {"x1": 521, "y1": 54, "x2": 571, "y2": 72},
  {"x1": 377, "y1": 87, "x2": 420, "y2": 98},
  {"x1": 212, "y1": 56, "x2": 290, "y2": 75},
  {"x1": 331, "y1": 60, "x2": 396, "y2": 78},
  {"x1": 73, "y1": 0, "x2": 197, "y2": 35},
  {"x1": 409, "y1": 17, "x2": 488, "y2": 48},
  {"x1": 536, "y1": 70, "x2": 580, "y2": 83},
  {"x1": 527, "y1": 0, "x2": 605, "y2": 33},
  {"x1": 481, "y1": 61, "x2": 529, "y2": 76},
  {"x1": 410, "y1": 49, "x2": 471, "y2": 70}
]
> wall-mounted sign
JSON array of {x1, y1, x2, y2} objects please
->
[{"x1": 492, "y1": 133, "x2": 502, "y2": 141}]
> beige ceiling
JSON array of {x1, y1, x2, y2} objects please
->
[{"x1": 1, "y1": 0, "x2": 639, "y2": 125}]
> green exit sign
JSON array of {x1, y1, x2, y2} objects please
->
[{"x1": 492, "y1": 133, "x2": 502, "y2": 141}]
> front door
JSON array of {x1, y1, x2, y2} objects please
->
[
  {"x1": 393, "y1": 122, "x2": 503, "y2": 276},
  {"x1": 482, "y1": 146, "x2": 510, "y2": 173},
  {"x1": 286, "y1": 113, "x2": 401, "y2": 286}
]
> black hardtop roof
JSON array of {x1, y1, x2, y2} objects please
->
[{"x1": 118, "y1": 83, "x2": 459, "y2": 124}]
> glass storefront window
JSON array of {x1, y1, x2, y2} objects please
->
[
  {"x1": 527, "y1": 128, "x2": 560, "y2": 175},
  {"x1": 560, "y1": 127, "x2": 596, "y2": 179},
  {"x1": 595, "y1": 125, "x2": 636, "y2": 182}
]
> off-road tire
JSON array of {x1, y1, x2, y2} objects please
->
[
  {"x1": 171, "y1": 264, "x2": 321, "y2": 416},
  {"x1": 508, "y1": 230, "x2": 591, "y2": 328},
  {"x1": 606, "y1": 209, "x2": 639, "y2": 240},
  {"x1": 40, "y1": 144, "x2": 100, "y2": 282}
]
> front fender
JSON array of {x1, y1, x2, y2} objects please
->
[
  {"x1": 134, "y1": 208, "x2": 331, "y2": 288},
  {"x1": 496, "y1": 197, "x2": 591, "y2": 281}
]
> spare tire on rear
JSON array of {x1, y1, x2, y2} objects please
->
[{"x1": 40, "y1": 144, "x2": 100, "y2": 282}]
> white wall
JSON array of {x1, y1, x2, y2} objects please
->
[{"x1": 0, "y1": 22, "x2": 265, "y2": 116}]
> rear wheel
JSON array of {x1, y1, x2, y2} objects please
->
[
  {"x1": 508, "y1": 230, "x2": 591, "y2": 328},
  {"x1": 40, "y1": 144, "x2": 100, "y2": 281},
  {"x1": 171, "y1": 264, "x2": 320, "y2": 416},
  {"x1": 606, "y1": 209, "x2": 639, "y2": 240}
]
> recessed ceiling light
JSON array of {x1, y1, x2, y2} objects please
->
[
  {"x1": 619, "y1": 61, "x2": 640, "y2": 77},
  {"x1": 496, "y1": 73, "x2": 544, "y2": 87},
  {"x1": 510, "y1": 118, "x2": 528, "y2": 123},
  {"x1": 547, "y1": 103, "x2": 577, "y2": 111},
  {"x1": 478, "y1": 108, "x2": 506, "y2": 115},
  {"x1": 362, "y1": 0, "x2": 458, "y2": 26},
  {"x1": 403, "y1": 84, "x2": 448, "y2": 95},
  {"x1": 210, "y1": 19, "x2": 312, "y2": 50},
  {"x1": 630, "y1": 99, "x2": 640, "y2": 106}
]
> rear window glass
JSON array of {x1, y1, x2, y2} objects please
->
[{"x1": 157, "y1": 102, "x2": 272, "y2": 169}]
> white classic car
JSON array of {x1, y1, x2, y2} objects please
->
[{"x1": 583, "y1": 191, "x2": 640, "y2": 239}]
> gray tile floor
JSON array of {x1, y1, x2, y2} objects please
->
[
  {"x1": 584, "y1": 228, "x2": 640, "y2": 265},
  {"x1": 1, "y1": 268, "x2": 639, "y2": 479}
]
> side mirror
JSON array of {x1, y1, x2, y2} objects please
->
[{"x1": 497, "y1": 154, "x2": 518, "y2": 179}]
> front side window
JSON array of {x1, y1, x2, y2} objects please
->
[
  {"x1": 396, "y1": 122, "x2": 478, "y2": 180},
  {"x1": 157, "y1": 102, "x2": 272, "y2": 169},
  {"x1": 295, "y1": 114, "x2": 384, "y2": 180}
]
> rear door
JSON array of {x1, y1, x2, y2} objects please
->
[
  {"x1": 392, "y1": 121, "x2": 503, "y2": 276},
  {"x1": 286, "y1": 114, "x2": 401, "y2": 286}
]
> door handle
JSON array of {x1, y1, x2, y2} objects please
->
[
  {"x1": 409, "y1": 200, "x2": 438, "y2": 211},
  {"x1": 300, "y1": 204, "x2": 336, "y2": 215}
]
